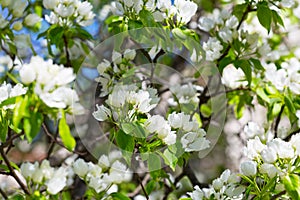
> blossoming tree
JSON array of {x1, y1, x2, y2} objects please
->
[{"x1": 0, "y1": 0, "x2": 300, "y2": 199}]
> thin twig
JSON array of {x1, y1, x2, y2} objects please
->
[
  {"x1": 63, "y1": 34, "x2": 72, "y2": 68},
  {"x1": 284, "y1": 128, "x2": 300, "y2": 141},
  {"x1": 0, "y1": 188, "x2": 8, "y2": 200},
  {"x1": 270, "y1": 190, "x2": 286, "y2": 200},
  {"x1": 137, "y1": 175, "x2": 149, "y2": 200},
  {"x1": 42, "y1": 123, "x2": 85, "y2": 156},
  {"x1": 0, "y1": 148, "x2": 30, "y2": 195},
  {"x1": 128, "y1": 174, "x2": 150, "y2": 197},
  {"x1": 46, "y1": 129, "x2": 59, "y2": 160},
  {"x1": 274, "y1": 105, "x2": 285, "y2": 138}
]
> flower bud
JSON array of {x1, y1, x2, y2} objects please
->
[
  {"x1": 73, "y1": 158, "x2": 89, "y2": 178},
  {"x1": 24, "y1": 14, "x2": 41, "y2": 27},
  {"x1": 12, "y1": 1, "x2": 27, "y2": 18},
  {"x1": 240, "y1": 161, "x2": 257, "y2": 176},
  {"x1": 261, "y1": 147, "x2": 277, "y2": 163},
  {"x1": 124, "y1": 49, "x2": 136, "y2": 60},
  {"x1": 13, "y1": 21, "x2": 23, "y2": 31}
]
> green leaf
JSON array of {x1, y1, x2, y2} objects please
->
[
  {"x1": 219, "y1": 56, "x2": 233, "y2": 73},
  {"x1": 249, "y1": 58, "x2": 264, "y2": 70},
  {"x1": 271, "y1": 10, "x2": 284, "y2": 27},
  {"x1": 23, "y1": 112, "x2": 43, "y2": 142},
  {"x1": 59, "y1": 110, "x2": 76, "y2": 151},
  {"x1": 172, "y1": 28, "x2": 187, "y2": 40},
  {"x1": 282, "y1": 174, "x2": 300, "y2": 199},
  {"x1": 257, "y1": 3, "x2": 272, "y2": 33},
  {"x1": 234, "y1": 59, "x2": 252, "y2": 86},
  {"x1": 233, "y1": 3, "x2": 248, "y2": 22},
  {"x1": 256, "y1": 88, "x2": 270, "y2": 103},
  {"x1": 128, "y1": 19, "x2": 143, "y2": 30},
  {"x1": 121, "y1": 123, "x2": 136, "y2": 135},
  {"x1": 0, "y1": 111, "x2": 8, "y2": 142},
  {"x1": 284, "y1": 96, "x2": 296, "y2": 114},
  {"x1": 145, "y1": 180, "x2": 157, "y2": 194},
  {"x1": 139, "y1": 9, "x2": 156, "y2": 27},
  {"x1": 110, "y1": 192, "x2": 131, "y2": 200},
  {"x1": 161, "y1": 148, "x2": 178, "y2": 171},
  {"x1": 148, "y1": 153, "x2": 161, "y2": 172},
  {"x1": 115, "y1": 129, "x2": 135, "y2": 165},
  {"x1": 13, "y1": 96, "x2": 29, "y2": 128}
]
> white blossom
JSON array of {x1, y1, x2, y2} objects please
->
[
  {"x1": 124, "y1": 49, "x2": 136, "y2": 60},
  {"x1": 203, "y1": 37, "x2": 223, "y2": 61},
  {"x1": 181, "y1": 130, "x2": 210, "y2": 152},
  {"x1": 174, "y1": 0, "x2": 197, "y2": 24},
  {"x1": 73, "y1": 158, "x2": 89, "y2": 178},
  {"x1": 240, "y1": 161, "x2": 257, "y2": 176},
  {"x1": 290, "y1": 133, "x2": 300, "y2": 156},
  {"x1": 24, "y1": 14, "x2": 41, "y2": 27},
  {"x1": 43, "y1": 0, "x2": 59, "y2": 9},
  {"x1": 188, "y1": 185, "x2": 204, "y2": 200},
  {"x1": 45, "y1": 167, "x2": 68, "y2": 194},
  {"x1": 268, "y1": 138, "x2": 295, "y2": 159},
  {"x1": 198, "y1": 17, "x2": 215, "y2": 32},
  {"x1": 222, "y1": 64, "x2": 247, "y2": 89},
  {"x1": 244, "y1": 136, "x2": 265, "y2": 159},
  {"x1": 20, "y1": 162, "x2": 39, "y2": 179},
  {"x1": 92, "y1": 104, "x2": 111, "y2": 121},
  {"x1": 260, "y1": 163, "x2": 278, "y2": 178},
  {"x1": 261, "y1": 147, "x2": 277, "y2": 163},
  {"x1": 243, "y1": 122, "x2": 264, "y2": 138}
]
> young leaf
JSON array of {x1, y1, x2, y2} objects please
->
[
  {"x1": 59, "y1": 110, "x2": 76, "y2": 151},
  {"x1": 282, "y1": 174, "x2": 300, "y2": 199},
  {"x1": 257, "y1": 3, "x2": 272, "y2": 33},
  {"x1": 234, "y1": 59, "x2": 252, "y2": 86},
  {"x1": 115, "y1": 129, "x2": 135, "y2": 164},
  {"x1": 0, "y1": 111, "x2": 8, "y2": 142},
  {"x1": 110, "y1": 192, "x2": 131, "y2": 200},
  {"x1": 139, "y1": 9, "x2": 156, "y2": 27},
  {"x1": 148, "y1": 153, "x2": 161, "y2": 172}
]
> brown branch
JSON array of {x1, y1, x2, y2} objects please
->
[
  {"x1": 42, "y1": 123, "x2": 85, "y2": 156},
  {"x1": 0, "y1": 147, "x2": 30, "y2": 195},
  {"x1": 46, "y1": 129, "x2": 59, "y2": 160}
]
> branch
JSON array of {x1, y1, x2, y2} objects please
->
[
  {"x1": 137, "y1": 175, "x2": 149, "y2": 200},
  {"x1": 42, "y1": 123, "x2": 85, "y2": 156},
  {"x1": 0, "y1": 147, "x2": 30, "y2": 195},
  {"x1": 284, "y1": 128, "x2": 300, "y2": 141},
  {"x1": 0, "y1": 188, "x2": 8, "y2": 200},
  {"x1": 63, "y1": 34, "x2": 72, "y2": 68},
  {"x1": 274, "y1": 105, "x2": 285, "y2": 138},
  {"x1": 270, "y1": 190, "x2": 286, "y2": 200}
]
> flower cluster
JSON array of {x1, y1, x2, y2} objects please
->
[
  {"x1": 239, "y1": 133, "x2": 300, "y2": 195},
  {"x1": 19, "y1": 56, "x2": 84, "y2": 114},
  {"x1": 95, "y1": 49, "x2": 137, "y2": 97},
  {"x1": 20, "y1": 160, "x2": 74, "y2": 195},
  {"x1": 43, "y1": 0, "x2": 95, "y2": 27},
  {"x1": 168, "y1": 112, "x2": 210, "y2": 152},
  {"x1": 188, "y1": 169, "x2": 245, "y2": 200},
  {"x1": 0, "y1": 82, "x2": 27, "y2": 105},
  {"x1": 73, "y1": 151, "x2": 132, "y2": 193},
  {"x1": 0, "y1": 0, "x2": 42, "y2": 30},
  {"x1": 169, "y1": 83, "x2": 201, "y2": 107},
  {"x1": 263, "y1": 58, "x2": 300, "y2": 94},
  {"x1": 112, "y1": 0, "x2": 197, "y2": 25},
  {"x1": 93, "y1": 85, "x2": 158, "y2": 122}
]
